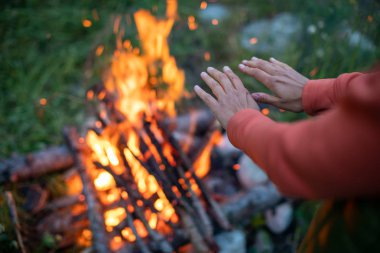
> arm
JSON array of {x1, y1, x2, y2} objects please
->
[
  {"x1": 227, "y1": 71, "x2": 380, "y2": 199},
  {"x1": 302, "y1": 72, "x2": 363, "y2": 115}
]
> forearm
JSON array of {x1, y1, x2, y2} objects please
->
[
  {"x1": 227, "y1": 108, "x2": 380, "y2": 199},
  {"x1": 302, "y1": 72, "x2": 363, "y2": 115}
]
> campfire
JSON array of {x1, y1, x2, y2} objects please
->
[
  {"x1": 0, "y1": 1, "x2": 282, "y2": 252},
  {"x1": 62, "y1": 1, "x2": 231, "y2": 252}
]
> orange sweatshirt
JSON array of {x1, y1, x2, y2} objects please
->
[{"x1": 227, "y1": 71, "x2": 380, "y2": 199}]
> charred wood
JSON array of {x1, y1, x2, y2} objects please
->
[{"x1": 0, "y1": 146, "x2": 73, "y2": 184}]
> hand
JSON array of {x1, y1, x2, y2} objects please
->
[
  {"x1": 239, "y1": 57, "x2": 309, "y2": 112},
  {"x1": 194, "y1": 66, "x2": 259, "y2": 129}
]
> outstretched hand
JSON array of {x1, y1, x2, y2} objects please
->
[
  {"x1": 239, "y1": 57, "x2": 309, "y2": 112},
  {"x1": 194, "y1": 66, "x2": 259, "y2": 129}
]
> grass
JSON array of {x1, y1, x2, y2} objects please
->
[{"x1": 0, "y1": 0, "x2": 379, "y2": 252}]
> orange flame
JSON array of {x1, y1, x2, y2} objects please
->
[{"x1": 76, "y1": 0, "x2": 221, "y2": 248}]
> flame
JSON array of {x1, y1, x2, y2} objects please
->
[
  {"x1": 76, "y1": 0, "x2": 222, "y2": 249},
  {"x1": 194, "y1": 131, "x2": 222, "y2": 178}
]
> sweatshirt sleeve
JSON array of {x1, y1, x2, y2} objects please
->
[
  {"x1": 227, "y1": 72, "x2": 380, "y2": 199},
  {"x1": 302, "y1": 72, "x2": 363, "y2": 115}
]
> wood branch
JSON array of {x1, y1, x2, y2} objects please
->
[
  {"x1": 143, "y1": 120, "x2": 214, "y2": 238},
  {"x1": 93, "y1": 162, "x2": 173, "y2": 253},
  {"x1": 0, "y1": 145, "x2": 73, "y2": 184},
  {"x1": 63, "y1": 127, "x2": 110, "y2": 253},
  {"x1": 132, "y1": 185, "x2": 280, "y2": 253},
  {"x1": 43, "y1": 194, "x2": 84, "y2": 212},
  {"x1": 156, "y1": 120, "x2": 232, "y2": 231},
  {"x1": 4, "y1": 191, "x2": 27, "y2": 253}
]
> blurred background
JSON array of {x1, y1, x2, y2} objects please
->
[{"x1": 0, "y1": 0, "x2": 379, "y2": 252}]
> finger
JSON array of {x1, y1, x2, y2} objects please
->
[
  {"x1": 242, "y1": 57, "x2": 276, "y2": 75},
  {"x1": 194, "y1": 85, "x2": 219, "y2": 112},
  {"x1": 200, "y1": 71, "x2": 225, "y2": 98},
  {"x1": 206, "y1": 67, "x2": 234, "y2": 92},
  {"x1": 239, "y1": 64, "x2": 275, "y2": 90},
  {"x1": 269, "y1": 57, "x2": 290, "y2": 69},
  {"x1": 251, "y1": 92, "x2": 281, "y2": 107},
  {"x1": 222, "y1": 66, "x2": 245, "y2": 91}
]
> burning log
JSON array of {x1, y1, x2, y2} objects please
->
[
  {"x1": 156, "y1": 119, "x2": 232, "y2": 231},
  {"x1": 142, "y1": 120, "x2": 214, "y2": 237},
  {"x1": 63, "y1": 127, "x2": 110, "y2": 253},
  {"x1": 0, "y1": 145, "x2": 73, "y2": 184},
  {"x1": 0, "y1": 110, "x2": 214, "y2": 185},
  {"x1": 93, "y1": 161, "x2": 173, "y2": 253}
]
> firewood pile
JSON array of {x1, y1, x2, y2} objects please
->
[{"x1": 0, "y1": 110, "x2": 281, "y2": 253}]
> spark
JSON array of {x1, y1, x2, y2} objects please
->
[
  {"x1": 200, "y1": 1, "x2": 207, "y2": 10},
  {"x1": 261, "y1": 108, "x2": 270, "y2": 115},
  {"x1": 82, "y1": 19, "x2": 92, "y2": 28},
  {"x1": 249, "y1": 37, "x2": 258, "y2": 45},
  {"x1": 39, "y1": 98, "x2": 47, "y2": 106}
]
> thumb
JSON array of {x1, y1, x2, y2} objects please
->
[{"x1": 251, "y1": 92, "x2": 280, "y2": 106}]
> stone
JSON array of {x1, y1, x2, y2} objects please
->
[
  {"x1": 346, "y1": 29, "x2": 375, "y2": 52},
  {"x1": 237, "y1": 154, "x2": 268, "y2": 189},
  {"x1": 265, "y1": 202, "x2": 293, "y2": 234},
  {"x1": 241, "y1": 13, "x2": 302, "y2": 55},
  {"x1": 215, "y1": 230, "x2": 246, "y2": 253}
]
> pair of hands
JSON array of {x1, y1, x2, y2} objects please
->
[{"x1": 194, "y1": 57, "x2": 309, "y2": 129}]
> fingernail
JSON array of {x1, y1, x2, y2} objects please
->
[
  {"x1": 251, "y1": 57, "x2": 258, "y2": 61},
  {"x1": 200, "y1": 72, "x2": 207, "y2": 76},
  {"x1": 242, "y1": 60, "x2": 248, "y2": 64},
  {"x1": 238, "y1": 64, "x2": 245, "y2": 69},
  {"x1": 252, "y1": 93, "x2": 260, "y2": 100},
  {"x1": 207, "y1": 67, "x2": 214, "y2": 72},
  {"x1": 223, "y1": 66, "x2": 231, "y2": 71},
  {"x1": 269, "y1": 57, "x2": 276, "y2": 61},
  {"x1": 194, "y1": 85, "x2": 200, "y2": 91}
]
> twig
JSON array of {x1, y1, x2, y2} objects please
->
[{"x1": 4, "y1": 191, "x2": 27, "y2": 253}]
